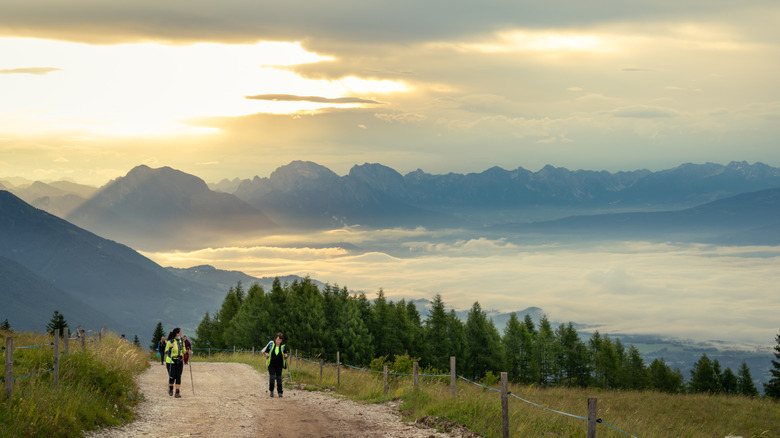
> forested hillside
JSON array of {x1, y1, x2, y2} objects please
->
[{"x1": 195, "y1": 279, "x2": 764, "y2": 396}]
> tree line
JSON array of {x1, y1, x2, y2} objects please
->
[{"x1": 192, "y1": 278, "x2": 778, "y2": 397}]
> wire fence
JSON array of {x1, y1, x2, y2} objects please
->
[
  {"x1": 193, "y1": 345, "x2": 637, "y2": 437},
  {"x1": 3, "y1": 327, "x2": 108, "y2": 394}
]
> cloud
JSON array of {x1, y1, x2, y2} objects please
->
[
  {"x1": 245, "y1": 94, "x2": 382, "y2": 104},
  {"x1": 0, "y1": 67, "x2": 62, "y2": 75},
  {"x1": 0, "y1": 0, "x2": 761, "y2": 47},
  {"x1": 141, "y1": 233, "x2": 780, "y2": 345},
  {"x1": 610, "y1": 105, "x2": 679, "y2": 118}
]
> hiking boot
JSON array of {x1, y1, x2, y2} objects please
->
[
  {"x1": 168, "y1": 387, "x2": 173, "y2": 396},
  {"x1": 175, "y1": 391, "x2": 181, "y2": 399},
  {"x1": 270, "y1": 392, "x2": 274, "y2": 397},
  {"x1": 278, "y1": 393, "x2": 283, "y2": 398}
]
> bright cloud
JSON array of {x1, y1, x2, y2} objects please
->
[{"x1": 0, "y1": 38, "x2": 405, "y2": 138}]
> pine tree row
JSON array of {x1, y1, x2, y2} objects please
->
[{"x1": 192, "y1": 279, "x2": 775, "y2": 396}]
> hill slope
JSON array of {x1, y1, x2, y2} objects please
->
[{"x1": 0, "y1": 190, "x2": 226, "y2": 337}]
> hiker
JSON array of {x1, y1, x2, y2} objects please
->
[
  {"x1": 183, "y1": 335, "x2": 192, "y2": 365},
  {"x1": 120, "y1": 334, "x2": 126, "y2": 342},
  {"x1": 158, "y1": 336, "x2": 166, "y2": 365},
  {"x1": 165, "y1": 328, "x2": 186, "y2": 398},
  {"x1": 262, "y1": 332, "x2": 289, "y2": 397}
]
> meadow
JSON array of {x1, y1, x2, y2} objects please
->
[
  {"x1": 2, "y1": 332, "x2": 778, "y2": 437},
  {"x1": 202, "y1": 350, "x2": 779, "y2": 438},
  {"x1": 0, "y1": 330, "x2": 148, "y2": 438}
]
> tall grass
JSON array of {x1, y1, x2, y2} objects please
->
[
  {"x1": 200, "y1": 351, "x2": 779, "y2": 437},
  {"x1": 0, "y1": 330, "x2": 148, "y2": 438}
]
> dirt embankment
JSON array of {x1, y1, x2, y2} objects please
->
[{"x1": 86, "y1": 361, "x2": 470, "y2": 438}]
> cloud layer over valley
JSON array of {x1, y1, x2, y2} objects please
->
[{"x1": 143, "y1": 228, "x2": 780, "y2": 348}]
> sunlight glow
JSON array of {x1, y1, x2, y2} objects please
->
[
  {"x1": 452, "y1": 30, "x2": 615, "y2": 54},
  {"x1": 0, "y1": 38, "x2": 407, "y2": 137}
]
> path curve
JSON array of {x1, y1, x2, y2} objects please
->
[{"x1": 86, "y1": 361, "x2": 454, "y2": 438}]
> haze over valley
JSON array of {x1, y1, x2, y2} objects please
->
[{"x1": 3, "y1": 160, "x2": 779, "y2": 353}]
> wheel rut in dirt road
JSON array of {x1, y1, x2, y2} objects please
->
[{"x1": 86, "y1": 361, "x2": 455, "y2": 438}]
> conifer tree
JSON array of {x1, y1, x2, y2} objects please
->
[
  {"x1": 424, "y1": 294, "x2": 451, "y2": 371},
  {"x1": 133, "y1": 335, "x2": 141, "y2": 347},
  {"x1": 522, "y1": 313, "x2": 536, "y2": 334},
  {"x1": 338, "y1": 288, "x2": 374, "y2": 364},
  {"x1": 555, "y1": 322, "x2": 590, "y2": 387},
  {"x1": 195, "y1": 312, "x2": 214, "y2": 348},
  {"x1": 720, "y1": 367, "x2": 738, "y2": 394},
  {"x1": 689, "y1": 353, "x2": 721, "y2": 393},
  {"x1": 225, "y1": 283, "x2": 270, "y2": 349},
  {"x1": 369, "y1": 289, "x2": 393, "y2": 358},
  {"x1": 535, "y1": 316, "x2": 557, "y2": 385},
  {"x1": 764, "y1": 332, "x2": 780, "y2": 399},
  {"x1": 287, "y1": 277, "x2": 326, "y2": 355},
  {"x1": 464, "y1": 301, "x2": 504, "y2": 380},
  {"x1": 150, "y1": 322, "x2": 165, "y2": 350},
  {"x1": 502, "y1": 313, "x2": 525, "y2": 382},
  {"x1": 623, "y1": 345, "x2": 650, "y2": 390},
  {"x1": 736, "y1": 361, "x2": 759, "y2": 397},
  {"x1": 212, "y1": 284, "x2": 243, "y2": 348},
  {"x1": 590, "y1": 332, "x2": 620, "y2": 389},
  {"x1": 0, "y1": 318, "x2": 11, "y2": 332},
  {"x1": 446, "y1": 309, "x2": 467, "y2": 369},
  {"x1": 385, "y1": 299, "x2": 410, "y2": 358},
  {"x1": 649, "y1": 358, "x2": 684, "y2": 393},
  {"x1": 46, "y1": 310, "x2": 68, "y2": 337},
  {"x1": 403, "y1": 300, "x2": 425, "y2": 361}
]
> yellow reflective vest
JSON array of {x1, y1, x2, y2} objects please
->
[
  {"x1": 165, "y1": 338, "x2": 185, "y2": 364},
  {"x1": 265, "y1": 341, "x2": 287, "y2": 368}
]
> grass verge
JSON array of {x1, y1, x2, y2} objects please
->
[{"x1": 0, "y1": 330, "x2": 148, "y2": 438}]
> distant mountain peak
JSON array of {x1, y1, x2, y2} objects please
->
[
  {"x1": 269, "y1": 160, "x2": 340, "y2": 191},
  {"x1": 66, "y1": 165, "x2": 275, "y2": 250}
]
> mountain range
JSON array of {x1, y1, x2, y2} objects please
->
[
  {"x1": 4, "y1": 160, "x2": 780, "y2": 251},
  {"x1": 1, "y1": 180, "x2": 776, "y2": 384},
  {"x1": 494, "y1": 187, "x2": 780, "y2": 245}
]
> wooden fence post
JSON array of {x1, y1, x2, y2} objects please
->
[
  {"x1": 383, "y1": 365, "x2": 388, "y2": 396},
  {"x1": 337, "y1": 351, "x2": 340, "y2": 387},
  {"x1": 53, "y1": 329, "x2": 60, "y2": 391},
  {"x1": 413, "y1": 362, "x2": 419, "y2": 388},
  {"x1": 81, "y1": 334, "x2": 86, "y2": 350},
  {"x1": 63, "y1": 327, "x2": 69, "y2": 355},
  {"x1": 450, "y1": 356, "x2": 456, "y2": 398},
  {"x1": 587, "y1": 397, "x2": 598, "y2": 438},
  {"x1": 252, "y1": 346, "x2": 255, "y2": 358},
  {"x1": 4, "y1": 337, "x2": 13, "y2": 395},
  {"x1": 501, "y1": 372, "x2": 509, "y2": 438},
  {"x1": 319, "y1": 359, "x2": 323, "y2": 381}
]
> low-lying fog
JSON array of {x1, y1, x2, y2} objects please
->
[{"x1": 142, "y1": 227, "x2": 780, "y2": 348}]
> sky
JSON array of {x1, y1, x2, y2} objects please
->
[
  {"x1": 2, "y1": 2, "x2": 780, "y2": 347},
  {"x1": 2, "y1": 1, "x2": 780, "y2": 186}
]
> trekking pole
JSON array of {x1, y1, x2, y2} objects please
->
[{"x1": 189, "y1": 361, "x2": 194, "y2": 395}]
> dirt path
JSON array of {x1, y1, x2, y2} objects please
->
[{"x1": 86, "y1": 361, "x2": 457, "y2": 438}]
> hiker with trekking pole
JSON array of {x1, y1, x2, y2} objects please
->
[
  {"x1": 262, "y1": 332, "x2": 289, "y2": 398},
  {"x1": 164, "y1": 327, "x2": 187, "y2": 398}
]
